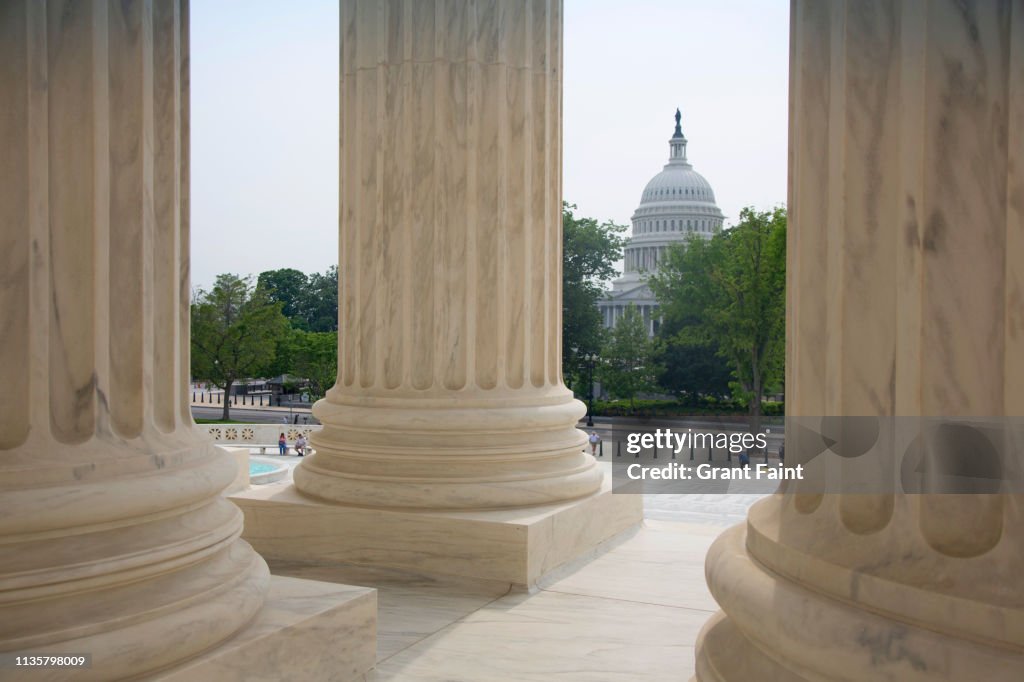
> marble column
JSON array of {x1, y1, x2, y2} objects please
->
[
  {"x1": 0, "y1": 2, "x2": 269, "y2": 678},
  {"x1": 294, "y1": 0, "x2": 602, "y2": 509},
  {"x1": 695, "y1": 1, "x2": 1024, "y2": 679}
]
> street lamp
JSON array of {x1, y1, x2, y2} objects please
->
[{"x1": 583, "y1": 353, "x2": 599, "y2": 427}]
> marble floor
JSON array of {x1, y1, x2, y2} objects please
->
[
  {"x1": 247, "y1": 457, "x2": 764, "y2": 680},
  {"x1": 273, "y1": 519, "x2": 733, "y2": 681}
]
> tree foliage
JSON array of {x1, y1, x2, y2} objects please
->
[
  {"x1": 562, "y1": 202, "x2": 627, "y2": 387},
  {"x1": 598, "y1": 305, "x2": 660, "y2": 410},
  {"x1": 256, "y1": 268, "x2": 309, "y2": 327},
  {"x1": 654, "y1": 324, "x2": 733, "y2": 400},
  {"x1": 257, "y1": 265, "x2": 338, "y2": 333},
  {"x1": 304, "y1": 266, "x2": 339, "y2": 333},
  {"x1": 191, "y1": 274, "x2": 290, "y2": 419},
  {"x1": 269, "y1": 328, "x2": 338, "y2": 400},
  {"x1": 649, "y1": 207, "x2": 786, "y2": 430}
]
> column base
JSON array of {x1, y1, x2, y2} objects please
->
[
  {"x1": 229, "y1": 471, "x2": 642, "y2": 587},
  {"x1": 695, "y1": 524, "x2": 1024, "y2": 681},
  {"x1": 150, "y1": 575, "x2": 376, "y2": 682},
  {"x1": 300, "y1": 395, "x2": 604, "y2": 510}
]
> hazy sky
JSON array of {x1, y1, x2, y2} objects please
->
[{"x1": 191, "y1": 0, "x2": 789, "y2": 291}]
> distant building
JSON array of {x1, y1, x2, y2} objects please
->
[{"x1": 599, "y1": 110, "x2": 724, "y2": 336}]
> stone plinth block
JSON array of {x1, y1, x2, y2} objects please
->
[
  {"x1": 230, "y1": 474, "x2": 642, "y2": 587},
  {"x1": 151, "y1": 576, "x2": 376, "y2": 682}
]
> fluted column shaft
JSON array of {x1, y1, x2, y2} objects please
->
[
  {"x1": 295, "y1": 0, "x2": 602, "y2": 509},
  {"x1": 696, "y1": 1, "x2": 1024, "y2": 680},
  {"x1": 0, "y1": 2, "x2": 267, "y2": 678}
]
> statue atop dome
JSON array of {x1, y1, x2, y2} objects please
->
[{"x1": 669, "y1": 108, "x2": 688, "y2": 162}]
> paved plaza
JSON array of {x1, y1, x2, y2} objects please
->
[{"x1": 237, "y1": 458, "x2": 753, "y2": 680}]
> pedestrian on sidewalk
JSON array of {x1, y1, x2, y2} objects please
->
[{"x1": 588, "y1": 431, "x2": 601, "y2": 456}]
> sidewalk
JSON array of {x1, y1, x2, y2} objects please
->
[{"x1": 189, "y1": 389, "x2": 314, "y2": 413}]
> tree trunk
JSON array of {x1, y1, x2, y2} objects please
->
[
  {"x1": 222, "y1": 380, "x2": 233, "y2": 421},
  {"x1": 749, "y1": 351, "x2": 763, "y2": 446}
]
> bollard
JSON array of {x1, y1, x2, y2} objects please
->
[
  {"x1": 689, "y1": 444, "x2": 694, "y2": 461},
  {"x1": 599, "y1": 440, "x2": 603, "y2": 457},
  {"x1": 616, "y1": 440, "x2": 621, "y2": 457}
]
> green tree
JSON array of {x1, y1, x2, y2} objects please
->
[
  {"x1": 654, "y1": 328, "x2": 733, "y2": 401},
  {"x1": 562, "y1": 202, "x2": 627, "y2": 387},
  {"x1": 304, "y1": 266, "x2": 338, "y2": 332},
  {"x1": 291, "y1": 330, "x2": 338, "y2": 400},
  {"x1": 650, "y1": 206, "x2": 786, "y2": 432},
  {"x1": 256, "y1": 268, "x2": 310, "y2": 329},
  {"x1": 191, "y1": 274, "x2": 290, "y2": 420},
  {"x1": 599, "y1": 305, "x2": 660, "y2": 411},
  {"x1": 256, "y1": 266, "x2": 338, "y2": 332}
]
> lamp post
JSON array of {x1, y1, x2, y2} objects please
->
[
  {"x1": 570, "y1": 347, "x2": 599, "y2": 428},
  {"x1": 584, "y1": 353, "x2": 599, "y2": 427}
]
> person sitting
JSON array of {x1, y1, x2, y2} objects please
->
[{"x1": 294, "y1": 434, "x2": 307, "y2": 457}]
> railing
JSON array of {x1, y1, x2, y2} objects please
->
[{"x1": 201, "y1": 423, "x2": 322, "y2": 446}]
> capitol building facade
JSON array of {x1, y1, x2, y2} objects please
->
[{"x1": 599, "y1": 110, "x2": 724, "y2": 335}]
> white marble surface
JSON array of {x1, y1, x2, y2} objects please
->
[
  {"x1": 153, "y1": 575, "x2": 376, "y2": 682},
  {"x1": 270, "y1": 519, "x2": 721, "y2": 682},
  {"x1": 269, "y1": 562, "x2": 511, "y2": 663},
  {"x1": 299, "y1": 0, "x2": 603, "y2": 510},
  {"x1": 0, "y1": 3, "x2": 272, "y2": 678},
  {"x1": 698, "y1": 1, "x2": 1024, "y2": 679},
  {"x1": 231, "y1": 466, "x2": 642, "y2": 586},
  {"x1": 370, "y1": 589, "x2": 703, "y2": 681}
]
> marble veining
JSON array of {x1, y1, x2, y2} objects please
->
[
  {"x1": 300, "y1": 0, "x2": 603, "y2": 510},
  {"x1": 697, "y1": 1, "x2": 1024, "y2": 679}
]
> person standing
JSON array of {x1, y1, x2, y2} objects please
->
[
  {"x1": 588, "y1": 431, "x2": 601, "y2": 456},
  {"x1": 278, "y1": 432, "x2": 287, "y2": 456}
]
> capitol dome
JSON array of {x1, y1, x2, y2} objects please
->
[
  {"x1": 598, "y1": 109, "x2": 725, "y2": 336},
  {"x1": 640, "y1": 165, "x2": 716, "y2": 204}
]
